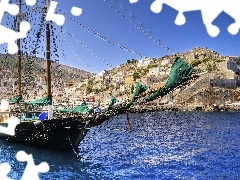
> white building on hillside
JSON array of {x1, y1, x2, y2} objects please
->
[
  {"x1": 95, "y1": 70, "x2": 108, "y2": 81},
  {"x1": 160, "y1": 59, "x2": 170, "y2": 66},
  {"x1": 147, "y1": 67, "x2": 164, "y2": 76},
  {"x1": 117, "y1": 71, "x2": 126, "y2": 76},
  {"x1": 159, "y1": 71, "x2": 166, "y2": 75},
  {"x1": 136, "y1": 76, "x2": 163, "y2": 86},
  {"x1": 120, "y1": 84, "x2": 127, "y2": 92},
  {"x1": 137, "y1": 57, "x2": 153, "y2": 67},
  {"x1": 112, "y1": 74, "x2": 125, "y2": 83},
  {"x1": 102, "y1": 75, "x2": 111, "y2": 85}
]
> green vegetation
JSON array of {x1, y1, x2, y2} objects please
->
[
  {"x1": 213, "y1": 58, "x2": 224, "y2": 63},
  {"x1": 80, "y1": 83, "x2": 86, "y2": 88},
  {"x1": 142, "y1": 63, "x2": 158, "y2": 76},
  {"x1": 92, "y1": 88, "x2": 99, "y2": 93},
  {"x1": 86, "y1": 79, "x2": 94, "y2": 93},
  {"x1": 125, "y1": 90, "x2": 132, "y2": 95},
  {"x1": 205, "y1": 62, "x2": 217, "y2": 73},
  {"x1": 111, "y1": 69, "x2": 118, "y2": 75},
  {"x1": 206, "y1": 63, "x2": 212, "y2": 73},
  {"x1": 190, "y1": 58, "x2": 224, "y2": 68},
  {"x1": 86, "y1": 86, "x2": 92, "y2": 93},
  {"x1": 86, "y1": 82, "x2": 116, "y2": 94},
  {"x1": 133, "y1": 71, "x2": 140, "y2": 81},
  {"x1": 233, "y1": 58, "x2": 240, "y2": 68},
  {"x1": 147, "y1": 63, "x2": 158, "y2": 69}
]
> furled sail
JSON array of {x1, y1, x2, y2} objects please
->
[
  {"x1": 145, "y1": 57, "x2": 194, "y2": 102},
  {"x1": 132, "y1": 82, "x2": 149, "y2": 102},
  {"x1": 8, "y1": 95, "x2": 22, "y2": 104},
  {"x1": 25, "y1": 95, "x2": 52, "y2": 107},
  {"x1": 105, "y1": 94, "x2": 118, "y2": 111},
  {"x1": 56, "y1": 101, "x2": 89, "y2": 114},
  {"x1": 115, "y1": 82, "x2": 149, "y2": 113}
]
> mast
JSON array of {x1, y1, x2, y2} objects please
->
[
  {"x1": 46, "y1": 0, "x2": 53, "y2": 119},
  {"x1": 17, "y1": 0, "x2": 22, "y2": 96}
]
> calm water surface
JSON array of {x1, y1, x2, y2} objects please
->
[{"x1": 0, "y1": 112, "x2": 240, "y2": 179}]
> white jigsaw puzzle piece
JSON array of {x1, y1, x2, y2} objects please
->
[
  {"x1": 129, "y1": 0, "x2": 138, "y2": 3},
  {"x1": 223, "y1": 0, "x2": 240, "y2": 35},
  {"x1": 0, "y1": 116, "x2": 20, "y2": 136},
  {"x1": 0, "y1": 162, "x2": 13, "y2": 180},
  {"x1": 0, "y1": 99, "x2": 9, "y2": 111},
  {"x1": 149, "y1": 0, "x2": 240, "y2": 37},
  {"x1": 0, "y1": 21, "x2": 30, "y2": 54},
  {"x1": 0, "y1": 100, "x2": 19, "y2": 136},
  {"x1": 71, "y1": 6, "x2": 82, "y2": 16},
  {"x1": 0, "y1": 0, "x2": 30, "y2": 54},
  {"x1": 0, "y1": 0, "x2": 19, "y2": 21},
  {"x1": 16, "y1": 151, "x2": 49, "y2": 180},
  {"x1": 25, "y1": 0, "x2": 37, "y2": 6},
  {"x1": 46, "y1": 1, "x2": 65, "y2": 26}
]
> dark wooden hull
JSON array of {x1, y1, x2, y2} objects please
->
[{"x1": 0, "y1": 117, "x2": 91, "y2": 151}]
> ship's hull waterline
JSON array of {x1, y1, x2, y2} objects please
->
[{"x1": 0, "y1": 117, "x2": 91, "y2": 151}]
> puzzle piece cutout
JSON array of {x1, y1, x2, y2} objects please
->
[
  {"x1": 46, "y1": 1, "x2": 65, "y2": 26},
  {"x1": 0, "y1": 162, "x2": 13, "y2": 180},
  {"x1": 222, "y1": 0, "x2": 240, "y2": 35},
  {"x1": 0, "y1": 0, "x2": 83, "y2": 54},
  {"x1": 0, "y1": 151, "x2": 49, "y2": 180},
  {"x1": 0, "y1": 0, "x2": 19, "y2": 21},
  {"x1": 0, "y1": 99, "x2": 9, "y2": 111},
  {"x1": 0, "y1": 100, "x2": 19, "y2": 136},
  {"x1": 129, "y1": 0, "x2": 138, "y2": 3},
  {"x1": 0, "y1": 22, "x2": 30, "y2": 54},
  {"x1": 0, "y1": 116, "x2": 20, "y2": 136},
  {"x1": 0, "y1": 0, "x2": 30, "y2": 54},
  {"x1": 71, "y1": 6, "x2": 82, "y2": 16},
  {"x1": 25, "y1": 0, "x2": 37, "y2": 6},
  {"x1": 131, "y1": 0, "x2": 240, "y2": 37},
  {"x1": 16, "y1": 151, "x2": 50, "y2": 180}
]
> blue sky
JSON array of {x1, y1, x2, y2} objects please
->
[{"x1": 1, "y1": 0, "x2": 240, "y2": 73}]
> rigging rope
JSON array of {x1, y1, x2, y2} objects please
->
[
  {"x1": 103, "y1": 0, "x2": 174, "y2": 55},
  {"x1": 58, "y1": 27, "x2": 70, "y2": 68},
  {"x1": 50, "y1": 22, "x2": 67, "y2": 92},
  {"x1": 54, "y1": 34, "x2": 71, "y2": 105},
  {"x1": 57, "y1": 8, "x2": 146, "y2": 58},
  {"x1": 63, "y1": 28, "x2": 114, "y2": 69},
  {"x1": 56, "y1": 26, "x2": 94, "y2": 74}
]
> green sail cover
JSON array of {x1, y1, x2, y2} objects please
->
[
  {"x1": 117, "y1": 82, "x2": 149, "y2": 112},
  {"x1": 145, "y1": 57, "x2": 194, "y2": 102},
  {"x1": 21, "y1": 117, "x2": 39, "y2": 121},
  {"x1": 71, "y1": 101, "x2": 89, "y2": 114},
  {"x1": 8, "y1": 95, "x2": 22, "y2": 104},
  {"x1": 105, "y1": 94, "x2": 118, "y2": 111},
  {"x1": 125, "y1": 82, "x2": 149, "y2": 108},
  {"x1": 25, "y1": 95, "x2": 52, "y2": 106},
  {"x1": 56, "y1": 101, "x2": 89, "y2": 114},
  {"x1": 132, "y1": 82, "x2": 148, "y2": 102}
]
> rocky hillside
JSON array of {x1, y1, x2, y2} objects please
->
[
  {"x1": 108, "y1": 47, "x2": 228, "y2": 78},
  {"x1": 0, "y1": 54, "x2": 92, "y2": 82}
]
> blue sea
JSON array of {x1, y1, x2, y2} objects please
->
[{"x1": 0, "y1": 112, "x2": 240, "y2": 179}]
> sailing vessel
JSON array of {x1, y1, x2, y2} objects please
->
[
  {"x1": 0, "y1": 0, "x2": 200, "y2": 151},
  {"x1": 0, "y1": 0, "x2": 92, "y2": 151}
]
